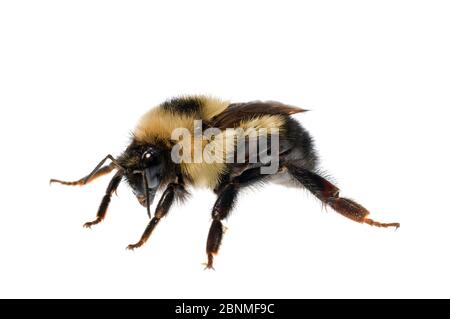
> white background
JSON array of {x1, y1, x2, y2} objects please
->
[{"x1": 1, "y1": 0, "x2": 449, "y2": 298}]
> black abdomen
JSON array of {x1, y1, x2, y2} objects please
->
[{"x1": 279, "y1": 117, "x2": 318, "y2": 171}]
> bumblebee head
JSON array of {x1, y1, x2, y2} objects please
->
[{"x1": 119, "y1": 143, "x2": 167, "y2": 216}]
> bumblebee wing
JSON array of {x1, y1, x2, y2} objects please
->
[
  {"x1": 207, "y1": 102, "x2": 301, "y2": 165},
  {"x1": 210, "y1": 101, "x2": 307, "y2": 129}
]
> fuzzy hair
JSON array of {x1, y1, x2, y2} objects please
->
[
  {"x1": 134, "y1": 95, "x2": 228, "y2": 145},
  {"x1": 132, "y1": 95, "x2": 288, "y2": 189}
]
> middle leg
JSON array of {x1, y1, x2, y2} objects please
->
[
  {"x1": 205, "y1": 165, "x2": 272, "y2": 269},
  {"x1": 205, "y1": 183, "x2": 239, "y2": 269}
]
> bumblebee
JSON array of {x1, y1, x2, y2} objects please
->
[{"x1": 51, "y1": 95, "x2": 399, "y2": 269}]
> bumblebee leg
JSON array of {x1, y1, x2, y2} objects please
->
[
  {"x1": 83, "y1": 171, "x2": 123, "y2": 228},
  {"x1": 204, "y1": 183, "x2": 239, "y2": 270},
  {"x1": 287, "y1": 165, "x2": 400, "y2": 228},
  {"x1": 50, "y1": 165, "x2": 114, "y2": 186},
  {"x1": 126, "y1": 183, "x2": 186, "y2": 250},
  {"x1": 205, "y1": 166, "x2": 272, "y2": 269},
  {"x1": 50, "y1": 154, "x2": 123, "y2": 186}
]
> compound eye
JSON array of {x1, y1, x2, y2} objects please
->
[
  {"x1": 144, "y1": 152, "x2": 152, "y2": 159},
  {"x1": 142, "y1": 149, "x2": 154, "y2": 159},
  {"x1": 141, "y1": 149, "x2": 160, "y2": 168},
  {"x1": 142, "y1": 151, "x2": 154, "y2": 163}
]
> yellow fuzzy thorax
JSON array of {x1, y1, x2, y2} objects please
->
[
  {"x1": 134, "y1": 95, "x2": 228, "y2": 143},
  {"x1": 133, "y1": 95, "x2": 286, "y2": 188}
]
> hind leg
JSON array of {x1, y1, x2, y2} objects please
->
[{"x1": 287, "y1": 165, "x2": 399, "y2": 228}]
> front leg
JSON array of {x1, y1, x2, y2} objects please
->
[
  {"x1": 83, "y1": 171, "x2": 123, "y2": 228},
  {"x1": 50, "y1": 154, "x2": 122, "y2": 186},
  {"x1": 127, "y1": 183, "x2": 187, "y2": 250}
]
